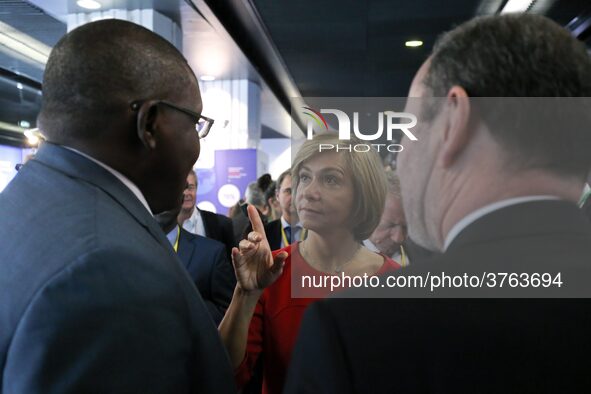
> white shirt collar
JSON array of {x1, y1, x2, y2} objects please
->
[
  {"x1": 63, "y1": 146, "x2": 153, "y2": 216},
  {"x1": 281, "y1": 216, "x2": 302, "y2": 229},
  {"x1": 182, "y1": 207, "x2": 206, "y2": 236},
  {"x1": 443, "y1": 195, "x2": 560, "y2": 251},
  {"x1": 363, "y1": 239, "x2": 379, "y2": 253},
  {"x1": 363, "y1": 239, "x2": 402, "y2": 262}
]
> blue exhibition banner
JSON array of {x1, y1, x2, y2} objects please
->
[{"x1": 196, "y1": 149, "x2": 257, "y2": 215}]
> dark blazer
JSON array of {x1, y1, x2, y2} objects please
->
[
  {"x1": 199, "y1": 208, "x2": 236, "y2": 259},
  {"x1": 232, "y1": 206, "x2": 270, "y2": 245},
  {"x1": 285, "y1": 201, "x2": 591, "y2": 394},
  {"x1": 0, "y1": 143, "x2": 236, "y2": 393},
  {"x1": 264, "y1": 219, "x2": 283, "y2": 251},
  {"x1": 403, "y1": 236, "x2": 439, "y2": 263},
  {"x1": 241, "y1": 218, "x2": 283, "y2": 251},
  {"x1": 177, "y1": 228, "x2": 236, "y2": 325}
]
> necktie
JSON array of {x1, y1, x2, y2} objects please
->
[{"x1": 285, "y1": 225, "x2": 292, "y2": 244}]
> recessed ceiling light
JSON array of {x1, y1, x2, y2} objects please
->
[
  {"x1": 200, "y1": 75, "x2": 216, "y2": 81},
  {"x1": 77, "y1": 0, "x2": 102, "y2": 10},
  {"x1": 405, "y1": 40, "x2": 423, "y2": 48},
  {"x1": 16, "y1": 83, "x2": 23, "y2": 90},
  {"x1": 501, "y1": 0, "x2": 535, "y2": 13}
]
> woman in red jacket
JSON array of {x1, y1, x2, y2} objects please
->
[{"x1": 220, "y1": 134, "x2": 401, "y2": 394}]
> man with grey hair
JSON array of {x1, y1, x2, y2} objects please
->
[
  {"x1": 232, "y1": 181, "x2": 269, "y2": 243},
  {"x1": 363, "y1": 170, "x2": 408, "y2": 265},
  {"x1": 0, "y1": 20, "x2": 237, "y2": 393},
  {"x1": 285, "y1": 13, "x2": 591, "y2": 393},
  {"x1": 180, "y1": 169, "x2": 235, "y2": 258}
]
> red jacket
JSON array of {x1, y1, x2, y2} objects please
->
[{"x1": 234, "y1": 243, "x2": 400, "y2": 394}]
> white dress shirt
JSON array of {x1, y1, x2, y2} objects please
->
[
  {"x1": 280, "y1": 216, "x2": 303, "y2": 247},
  {"x1": 182, "y1": 207, "x2": 206, "y2": 236},
  {"x1": 362, "y1": 239, "x2": 403, "y2": 264}
]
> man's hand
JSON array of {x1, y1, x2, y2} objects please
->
[{"x1": 231, "y1": 205, "x2": 288, "y2": 292}]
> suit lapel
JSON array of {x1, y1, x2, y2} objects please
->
[
  {"x1": 198, "y1": 208, "x2": 214, "y2": 238},
  {"x1": 177, "y1": 228, "x2": 196, "y2": 269},
  {"x1": 447, "y1": 200, "x2": 591, "y2": 252},
  {"x1": 34, "y1": 142, "x2": 172, "y2": 252}
]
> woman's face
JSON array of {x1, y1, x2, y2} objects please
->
[{"x1": 295, "y1": 152, "x2": 355, "y2": 235}]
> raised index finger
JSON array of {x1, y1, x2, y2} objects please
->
[{"x1": 246, "y1": 204, "x2": 266, "y2": 236}]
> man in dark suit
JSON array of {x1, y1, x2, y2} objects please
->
[
  {"x1": 162, "y1": 220, "x2": 236, "y2": 325},
  {"x1": 0, "y1": 20, "x2": 236, "y2": 393},
  {"x1": 284, "y1": 14, "x2": 591, "y2": 393},
  {"x1": 180, "y1": 170, "x2": 236, "y2": 259},
  {"x1": 245, "y1": 169, "x2": 303, "y2": 250}
]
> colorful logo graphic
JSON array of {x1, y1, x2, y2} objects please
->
[{"x1": 302, "y1": 106, "x2": 328, "y2": 131}]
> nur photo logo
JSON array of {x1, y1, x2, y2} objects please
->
[{"x1": 302, "y1": 106, "x2": 418, "y2": 153}]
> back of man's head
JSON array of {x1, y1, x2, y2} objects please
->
[
  {"x1": 423, "y1": 13, "x2": 591, "y2": 180},
  {"x1": 426, "y1": 13, "x2": 591, "y2": 98},
  {"x1": 39, "y1": 19, "x2": 194, "y2": 144}
]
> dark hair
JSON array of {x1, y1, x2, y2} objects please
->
[
  {"x1": 257, "y1": 173, "x2": 272, "y2": 193},
  {"x1": 39, "y1": 19, "x2": 194, "y2": 142},
  {"x1": 264, "y1": 181, "x2": 277, "y2": 202},
  {"x1": 423, "y1": 13, "x2": 591, "y2": 179}
]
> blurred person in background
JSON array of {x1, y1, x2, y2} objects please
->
[
  {"x1": 264, "y1": 180, "x2": 282, "y2": 221},
  {"x1": 179, "y1": 169, "x2": 236, "y2": 259},
  {"x1": 244, "y1": 169, "x2": 303, "y2": 250},
  {"x1": 157, "y1": 204, "x2": 236, "y2": 325},
  {"x1": 232, "y1": 181, "x2": 269, "y2": 244},
  {"x1": 363, "y1": 169, "x2": 408, "y2": 266}
]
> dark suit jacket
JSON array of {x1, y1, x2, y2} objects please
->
[
  {"x1": 285, "y1": 201, "x2": 591, "y2": 394},
  {"x1": 264, "y1": 219, "x2": 283, "y2": 251},
  {"x1": 0, "y1": 143, "x2": 236, "y2": 393},
  {"x1": 177, "y1": 228, "x2": 236, "y2": 325},
  {"x1": 241, "y1": 218, "x2": 283, "y2": 251},
  {"x1": 199, "y1": 208, "x2": 236, "y2": 259}
]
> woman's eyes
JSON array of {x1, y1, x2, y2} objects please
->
[
  {"x1": 324, "y1": 175, "x2": 339, "y2": 185},
  {"x1": 299, "y1": 174, "x2": 311, "y2": 182},
  {"x1": 299, "y1": 173, "x2": 341, "y2": 186}
]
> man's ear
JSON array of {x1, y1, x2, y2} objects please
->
[
  {"x1": 136, "y1": 100, "x2": 160, "y2": 150},
  {"x1": 440, "y1": 86, "x2": 471, "y2": 168}
]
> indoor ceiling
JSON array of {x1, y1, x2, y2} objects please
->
[
  {"x1": 0, "y1": 0, "x2": 590, "y2": 143},
  {"x1": 0, "y1": 0, "x2": 63, "y2": 132},
  {"x1": 248, "y1": 0, "x2": 591, "y2": 98},
  {"x1": 0, "y1": 0, "x2": 292, "y2": 140}
]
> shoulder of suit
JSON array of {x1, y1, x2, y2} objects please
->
[
  {"x1": 198, "y1": 208, "x2": 215, "y2": 218},
  {"x1": 193, "y1": 233, "x2": 226, "y2": 250},
  {"x1": 179, "y1": 226, "x2": 197, "y2": 240},
  {"x1": 199, "y1": 208, "x2": 232, "y2": 224}
]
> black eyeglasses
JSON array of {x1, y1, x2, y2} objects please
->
[{"x1": 130, "y1": 100, "x2": 214, "y2": 139}]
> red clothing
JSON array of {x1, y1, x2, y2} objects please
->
[{"x1": 234, "y1": 242, "x2": 400, "y2": 394}]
